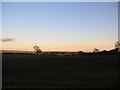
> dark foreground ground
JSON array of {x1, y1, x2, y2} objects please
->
[{"x1": 2, "y1": 54, "x2": 120, "y2": 88}]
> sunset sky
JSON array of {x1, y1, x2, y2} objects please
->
[{"x1": 1, "y1": 2, "x2": 118, "y2": 52}]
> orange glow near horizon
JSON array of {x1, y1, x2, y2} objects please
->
[{"x1": 2, "y1": 42, "x2": 114, "y2": 52}]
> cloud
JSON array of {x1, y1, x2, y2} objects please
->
[{"x1": 1, "y1": 38, "x2": 15, "y2": 42}]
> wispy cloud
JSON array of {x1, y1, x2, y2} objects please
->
[{"x1": 1, "y1": 38, "x2": 15, "y2": 42}]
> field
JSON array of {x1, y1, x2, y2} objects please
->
[{"x1": 2, "y1": 54, "x2": 120, "y2": 88}]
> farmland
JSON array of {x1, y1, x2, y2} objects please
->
[{"x1": 2, "y1": 54, "x2": 120, "y2": 88}]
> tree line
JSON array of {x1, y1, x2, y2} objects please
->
[{"x1": 33, "y1": 41, "x2": 120, "y2": 55}]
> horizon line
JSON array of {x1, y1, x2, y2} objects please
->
[{"x1": 0, "y1": 48, "x2": 112, "y2": 52}]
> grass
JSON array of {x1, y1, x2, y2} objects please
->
[{"x1": 2, "y1": 54, "x2": 120, "y2": 88}]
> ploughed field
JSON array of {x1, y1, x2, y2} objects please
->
[{"x1": 2, "y1": 54, "x2": 120, "y2": 88}]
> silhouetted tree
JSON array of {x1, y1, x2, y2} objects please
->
[
  {"x1": 115, "y1": 41, "x2": 120, "y2": 52},
  {"x1": 93, "y1": 48, "x2": 100, "y2": 53},
  {"x1": 78, "y1": 51, "x2": 85, "y2": 55},
  {"x1": 33, "y1": 45, "x2": 42, "y2": 55}
]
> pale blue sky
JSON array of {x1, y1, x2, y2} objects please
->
[
  {"x1": 0, "y1": 2, "x2": 2, "y2": 50},
  {"x1": 2, "y1": 2, "x2": 118, "y2": 51},
  {"x1": 1, "y1": 0, "x2": 119, "y2": 2}
]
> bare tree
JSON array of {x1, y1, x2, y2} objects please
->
[
  {"x1": 33, "y1": 45, "x2": 42, "y2": 55},
  {"x1": 115, "y1": 41, "x2": 120, "y2": 52},
  {"x1": 93, "y1": 48, "x2": 100, "y2": 53}
]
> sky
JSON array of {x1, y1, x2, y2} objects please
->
[
  {"x1": 0, "y1": 2, "x2": 2, "y2": 52},
  {"x1": 1, "y1": 0, "x2": 120, "y2": 2},
  {"x1": 1, "y1": 2, "x2": 118, "y2": 52}
]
